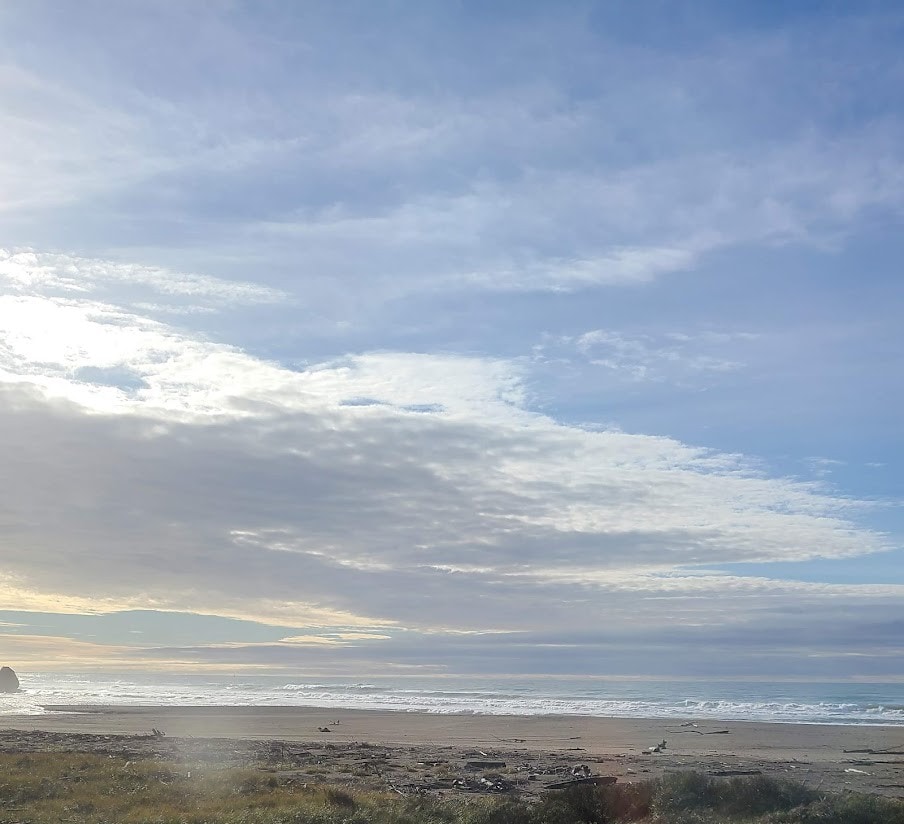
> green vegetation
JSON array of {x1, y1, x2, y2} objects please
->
[{"x1": 0, "y1": 753, "x2": 902, "y2": 824}]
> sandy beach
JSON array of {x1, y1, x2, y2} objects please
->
[{"x1": 1, "y1": 706, "x2": 902, "y2": 799}]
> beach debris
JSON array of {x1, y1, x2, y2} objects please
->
[
  {"x1": 466, "y1": 760, "x2": 506, "y2": 769},
  {"x1": 2, "y1": 725, "x2": 894, "y2": 804},
  {"x1": 0, "y1": 666, "x2": 20, "y2": 693},
  {"x1": 844, "y1": 768, "x2": 872, "y2": 775},
  {"x1": 317, "y1": 726, "x2": 332, "y2": 733},
  {"x1": 645, "y1": 740, "x2": 667, "y2": 753},
  {"x1": 453, "y1": 776, "x2": 510, "y2": 793},
  {"x1": 151, "y1": 728, "x2": 165, "y2": 738},
  {"x1": 546, "y1": 776, "x2": 617, "y2": 790}
]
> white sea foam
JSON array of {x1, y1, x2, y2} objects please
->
[
  {"x1": 3, "y1": 674, "x2": 902, "y2": 725},
  {"x1": 0, "y1": 691, "x2": 47, "y2": 715}
]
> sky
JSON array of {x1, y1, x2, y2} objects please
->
[{"x1": 0, "y1": 0, "x2": 902, "y2": 680}]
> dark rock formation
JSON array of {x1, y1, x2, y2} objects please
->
[{"x1": 0, "y1": 666, "x2": 19, "y2": 692}]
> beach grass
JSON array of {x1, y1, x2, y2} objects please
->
[{"x1": 0, "y1": 752, "x2": 902, "y2": 824}]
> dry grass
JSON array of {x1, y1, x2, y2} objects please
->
[
  {"x1": 0, "y1": 753, "x2": 902, "y2": 824},
  {"x1": 0, "y1": 752, "x2": 393, "y2": 823}
]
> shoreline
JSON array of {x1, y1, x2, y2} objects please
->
[
  {"x1": 19, "y1": 704, "x2": 904, "y2": 730},
  {"x1": 1, "y1": 704, "x2": 903, "y2": 798}
]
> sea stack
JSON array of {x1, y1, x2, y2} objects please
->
[{"x1": 0, "y1": 666, "x2": 19, "y2": 692}]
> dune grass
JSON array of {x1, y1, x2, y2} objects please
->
[{"x1": 0, "y1": 752, "x2": 902, "y2": 824}]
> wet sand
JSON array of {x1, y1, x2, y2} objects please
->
[{"x1": 2, "y1": 706, "x2": 903, "y2": 798}]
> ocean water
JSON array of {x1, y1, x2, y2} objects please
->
[{"x1": 2, "y1": 673, "x2": 902, "y2": 726}]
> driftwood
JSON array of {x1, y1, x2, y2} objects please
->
[
  {"x1": 843, "y1": 748, "x2": 904, "y2": 755},
  {"x1": 844, "y1": 759, "x2": 904, "y2": 765},
  {"x1": 546, "y1": 776, "x2": 617, "y2": 790},
  {"x1": 708, "y1": 769, "x2": 762, "y2": 777},
  {"x1": 466, "y1": 760, "x2": 506, "y2": 769},
  {"x1": 676, "y1": 723, "x2": 731, "y2": 734}
]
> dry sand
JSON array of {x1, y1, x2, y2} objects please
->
[{"x1": 2, "y1": 706, "x2": 903, "y2": 799}]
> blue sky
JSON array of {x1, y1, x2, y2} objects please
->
[{"x1": 0, "y1": 1, "x2": 901, "y2": 678}]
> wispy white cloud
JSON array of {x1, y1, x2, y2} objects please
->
[
  {"x1": 0, "y1": 248, "x2": 286, "y2": 307},
  {"x1": 2, "y1": 8, "x2": 903, "y2": 305},
  {"x1": 533, "y1": 327, "x2": 754, "y2": 385},
  {"x1": 803, "y1": 456, "x2": 846, "y2": 478},
  {"x1": 239, "y1": 125, "x2": 904, "y2": 303}
]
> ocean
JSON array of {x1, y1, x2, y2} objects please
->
[{"x1": 2, "y1": 673, "x2": 902, "y2": 726}]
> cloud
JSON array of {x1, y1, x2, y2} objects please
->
[
  {"x1": 129, "y1": 598, "x2": 904, "y2": 677},
  {"x1": 2, "y1": 6, "x2": 903, "y2": 309},
  {"x1": 246, "y1": 129, "x2": 904, "y2": 301},
  {"x1": 570, "y1": 329, "x2": 748, "y2": 381},
  {"x1": 0, "y1": 248, "x2": 286, "y2": 309},
  {"x1": 0, "y1": 632, "x2": 281, "y2": 671},
  {"x1": 0, "y1": 273, "x2": 889, "y2": 653},
  {"x1": 803, "y1": 456, "x2": 846, "y2": 478},
  {"x1": 0, "y1": 5, "x2": 900, "y2": 677},
  {"x1": 0, "y1": 64, "x2": 161, "y2": 213},
  {"x1": 0, "y1": 633, "x2": 145, "y2": 669}
]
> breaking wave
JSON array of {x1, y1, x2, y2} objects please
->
[{"x1": 3, "y1": 674, "x2": 902, "y2": 725}]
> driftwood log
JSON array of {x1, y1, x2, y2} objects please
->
[{"x1": 546, "y1": 776, "x2": 618, "y2": 790}]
